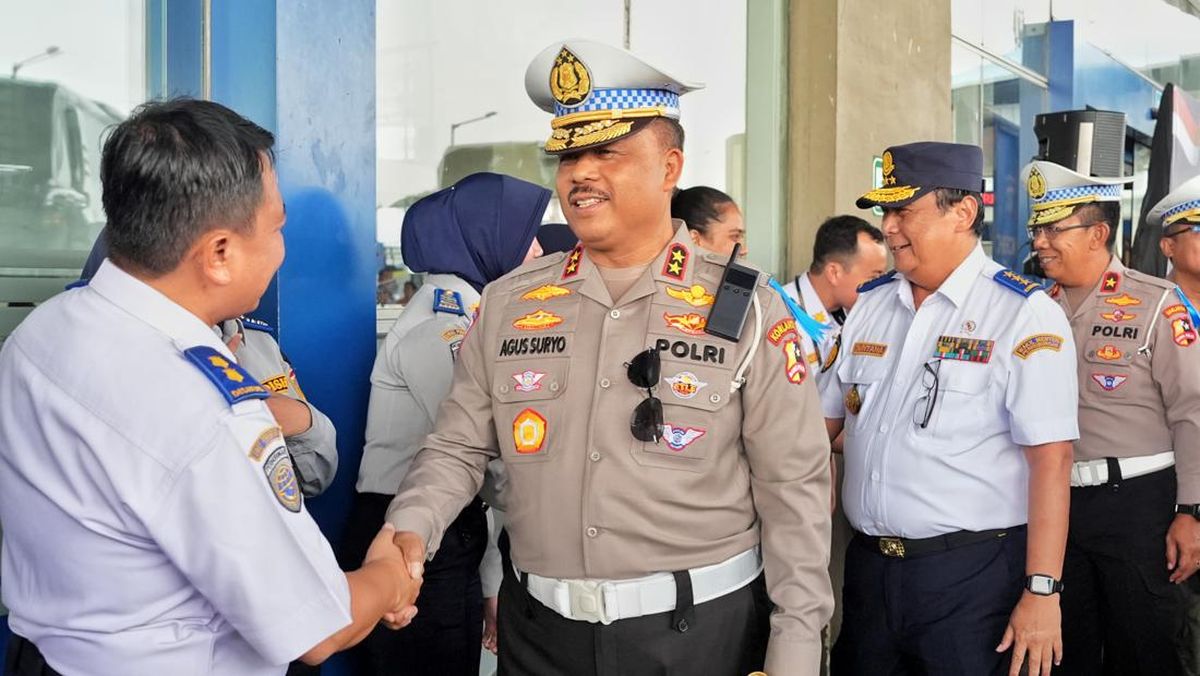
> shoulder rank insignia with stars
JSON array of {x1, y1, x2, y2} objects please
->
[
  {"x1": 239, "y1": 315, "x2": 274, "y2": 335},
  {"x1": 857, "y1": 270, "x2": 898, "y2": 293},
  {"x1": 661, "y1": 243, "x2": 688, "y2": 281},
  {"x1": 992, "y1": 269, "x2": 1042, "y2": 297},
  {"x1": 562, "y1": 244, "x2": 584, "y2": 279},
  {"x1": 1100, "y1": 271, "x2": 1121, "y2": 294},
  {"x1": 433, "y1": 288, "x2": 466, "y2": 316},
  {"x1": 183, "y1": 346, "x2": 270, "y2": 405}
]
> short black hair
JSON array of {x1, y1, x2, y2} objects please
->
[
  {"x1": 1072, "y1": 202, "x2": 1122, "y2": 249},
  {"x1": 101, "y1": 98, "x2": 276, "y2": 275},
  {"x1": 649, "y1": 117, "x2": 684, "y2": 152},
  {"x1": 810, "y1": 215, "x2": 884, "y2": 273},
  {"x1": 934, "y1": 188, "x2": 986, "y2": 236},
  {"x1": 672, "y1": 186, "x2": 735, "y2": 236}
]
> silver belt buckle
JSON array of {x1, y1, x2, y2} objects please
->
[{"x1": 566, "y1": 579, "x2": 610, "y2": 624}]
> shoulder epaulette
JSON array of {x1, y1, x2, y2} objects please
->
[
  {"x1": 992, "y1": 269, "x2": 1044, "y2": 297},
  {"x1": 182, "y1": 346, "x2": 270, "y2": 406},
  {"x1": 239, "y1": 315, "x2": 274, "y2": 334},
  {"x1": 699, "y1": 251, "x2": 768, "y2": 285},
  {"x1": 857, "y1": 270, "x2": 898, "y2": 293},
  {"x1": 433, "y1": 288, "x2": 466, "y2": 316},
  {"x1": 493, "y1": 251, "x2": 568, "y2": 288},
  {"x1": 1124, "y1": 268, "x2": 1176, "y2": 291}
]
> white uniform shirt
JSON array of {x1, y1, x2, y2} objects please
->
[
  {"x1": 782, "y1": 273, "x2": 841, "y2": 386},
  {"x1": 0, "y1": 261, "x2": 350, "y2": 675},
  {"x1": 819, "y1": 244, "x2": 1079, "y2": 538},
  {"x1": 358, "y1": 273, "x2": 481, "y2": 496}
]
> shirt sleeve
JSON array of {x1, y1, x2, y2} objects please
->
[
  {"x1": 360, "y1": 317, "x2": 458, "y2": 495},
  {"x1": 387, "y1": 291, "x2": 500, "y2": 556},
  {"x1": 1004, "y1": 294, "x2": 1080, "y2": 447},
  {"x1": 144, "y1": 406, "x2": 350, "y2": 666},
  {"x1": 819, "y1": 327, "x2": 850, "y2": 420},
  {"x1": 1151, "y1": 290, "x2": 1200, "y2": 503},
  {"x1": 479, "y1": 507, "x2": 505, "y2": 598},
  {"x1": 285, "y1": 399, "x2": 339, "y2": 497},
  {"x1": 742, "y1": 289, "x2": 833, "y2": 673}
]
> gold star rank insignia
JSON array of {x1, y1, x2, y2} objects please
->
[
  {"x1": 562, "y1": 245, "x2": 583, "y2": 279},
  {"x1": 661, "y1": 243, "x2": 688, "y2": 281}
]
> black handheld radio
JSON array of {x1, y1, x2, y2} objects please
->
[{"x1": 704, "y1": 244, "x2": 757, "y2": 342}]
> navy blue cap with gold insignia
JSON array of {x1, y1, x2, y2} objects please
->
[
  {"x1": 525, "y1": 39, "x2": 703, "y2": 155},
  {"x1": 856, "y1": 142, "x2": 984, "y2": 209}
]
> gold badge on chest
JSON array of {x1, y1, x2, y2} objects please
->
[{"x1": 845, "y1": 384, "x2": 863, "y2": 415}]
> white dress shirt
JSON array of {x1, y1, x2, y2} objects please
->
[
  {"x1": 0, "y1": 261, "x2": 350, "y2": 675},
  {"x1": 819, "y1": 244, "x2": 1079, "y2": 538},
  {"x1": 783, "y1": 272, "x2": 841, "y2": 386}
]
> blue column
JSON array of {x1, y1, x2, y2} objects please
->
[{"x1": 152, "y1": 3, "x2": 375, "y2": 673}]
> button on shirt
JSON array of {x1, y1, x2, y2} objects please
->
[
  {"x1": 819, "y1": 244, "x2": 1079, "y2": 538},
  {"x1": 0, "y1": 261, "x2": 350, "y2": 675}
]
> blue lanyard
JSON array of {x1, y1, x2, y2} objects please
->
[
  {"x1": 1176, "y1": 287, "x2": 1200, "y2": 330},
  {"x1": 768, "y1": 277, "x2": 828, "y2": 346}
]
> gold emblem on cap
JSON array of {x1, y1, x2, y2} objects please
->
[
  {"x1": 1027, "y1": 167, "x2": 1047, "y2": 200},
  {"x1": 549, "y1": 46, "x2": 592, "y2": 107},
  {"x1": 882, "y1": 151, "x2": 894, "y2": 178}
]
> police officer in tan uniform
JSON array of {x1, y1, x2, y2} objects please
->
[
  {"x1": 386, "y1": 39, "x2": 833, "y2": 675},
  {"x1": 1149, "y1": 174, "x2": 1200, "y2": 676},
  {"x1": 1024, "y1": 160, "x2": 1200, "y2": 676}
]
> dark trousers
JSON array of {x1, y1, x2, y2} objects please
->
[
  {"x1": 832, "y1": 528, "x2": 1027, "y2": 675},
  {"x1": 4, "y1": 635, "x2": 59, "y2": 676},
  {"x1": 496, "y1": 532, "x2": 771, "y2": 676},
  {"x1": 1059, "y1": 467, "x2": 1186, "y2": 676},
  {"x1": 340, "y1": 492, "x2": 487, "y2": 676}
]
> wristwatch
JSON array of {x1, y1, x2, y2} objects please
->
[
  {"x1": 1177, "y1": 504, "x2": 1200, "y2": 520},
  {"x1": 1025, "y1": 574, "x2": 1064, "y2": 596}
]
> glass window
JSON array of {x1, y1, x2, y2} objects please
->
[
  {"x1": 952, "y1": 0, "x2": 1051, "y2": 75},
  {"x1": 375, "y1": 1, "x2": 747, "y2": 316},
  {"x1": 1052, "y1": 0, "x2": 1200, "y2": 97},
  {"x1": 0, "y1": 1, "x2": 143, "y2": 338}
]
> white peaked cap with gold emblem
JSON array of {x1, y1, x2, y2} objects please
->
[
  {"x1": 1147, "y1": 174, "x2": 1200, "y2": 229},
  {"x1": 525, "y1": 39, "x2": 704, "y2": 154},
  {"x1": 1020, "y1": 160, "x2": 1132, "y2": 226}
]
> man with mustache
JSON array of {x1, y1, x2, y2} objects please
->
[
  {"x1": 384, "y1": 39, "x2": 833, "y2": 675},
  {"x1": 821, "y1": 142, "x2": 1078, "y2": 676},
  {"x1": 1024, "y1": 160, "x2": 1200, "y2": 676}
]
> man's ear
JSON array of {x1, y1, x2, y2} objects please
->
[
  {"x1": 663, "y1": 147, "x2": 683, "y2": 192},
  {"x1": 954, "y1": 195, "x2": 980, "y2": 234},
  {"x1": 1091, "y1": 222, "x2": 1112, "y2": 251},
  {"x1": 1161, "y1": 234, "x2": 1175, "y2": 261},
  {"x1": 194, "y1": 229, "x2": 236, "y2": 286}
]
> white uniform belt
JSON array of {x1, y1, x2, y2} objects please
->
[
  {"x1": 1070, "y1": 451, "x2": 1175, "y2": 488},
  {"x1": 517, "y1": 546, "x2": 763, "y2": 625}
]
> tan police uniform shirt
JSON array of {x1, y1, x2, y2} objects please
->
[
  {"x1": 1052, "y1": 256, "x2": 1200, "y2": 502},
  {"x1": 388, "y1": 223, "x2": 833, "y2": 671}
]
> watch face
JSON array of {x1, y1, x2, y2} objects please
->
[{"x1": 1029, "y1": 575, "x2": 1054, "y2": 595}]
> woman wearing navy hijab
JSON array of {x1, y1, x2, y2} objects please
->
[{"x1": 344, "y1": 173, "x2": 549, "y2": 676}]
